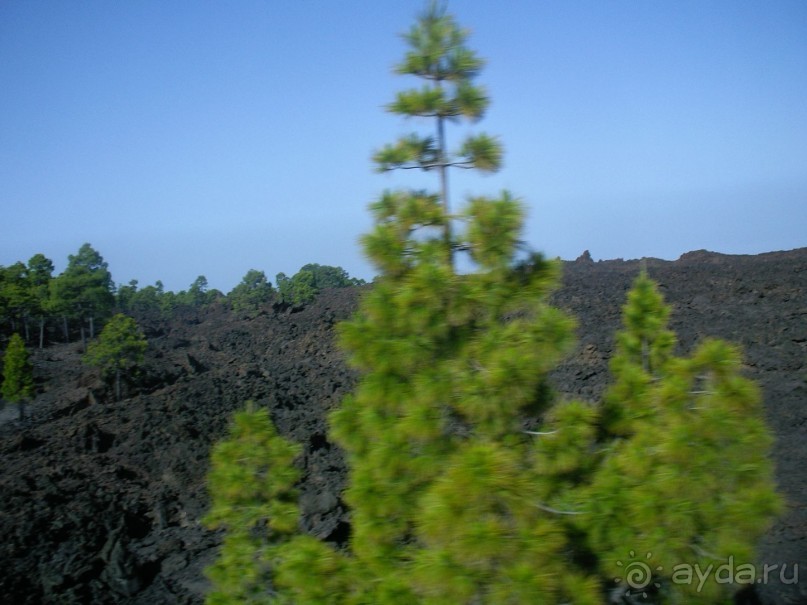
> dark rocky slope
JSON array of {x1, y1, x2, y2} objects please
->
[{"x1": 0, "y1": 248, "x2": 804, "y2": 605}]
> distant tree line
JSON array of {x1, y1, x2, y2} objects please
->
[{"x1": 0, "y1": 242, "x2": 365, "y2": 347}]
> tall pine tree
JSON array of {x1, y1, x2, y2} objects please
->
[
  {"x1": 373, "y1": 0, "x2": 501, "y2": 265},
  {"x1": 321, "y1": 6, "x2": 590, "y2": 599},
  {"x1": 26, "y1": 254, "x2": 54, "y2": 349},
  {"x1": 50, "y1": 243, "x2": 115, "y2": 347}
]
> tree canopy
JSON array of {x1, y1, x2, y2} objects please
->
[
  {"x1": 84, "y1": 313, "x2": 147, "y2": 401},
  {"x1": 203, "y1": 404, "x2": 302, "y2": 605},
  {"x1": 372, "y1": 0, "x2": 502, "y2": 263},
  {"x1": 228, "y1": 270, "x2": 274, "y2": 317},
  {"x1": 276, "y1": 264, "x2": 363, "y2": 308},
  {"x1": 2, "y1": 333, "x2": 34, "y2": 420},
  {"x1": 27, "y1": 254, "x2": 54, "y2": 348},
  {"x1": 49, "y1": 243, "x2": 115, "y2": 345}
]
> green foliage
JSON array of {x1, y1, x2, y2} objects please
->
[
  {"x1": 203, "y1": 404, "x2": 302, "y2": 605},
  {"x1": 116, "y1": 279, "x2": 139, "y2": 312},
  {"x1": 27, "y1": 254, "x2": 55, "y2": 348},
  {"x1": 117, "y1": 279, "x2": 179, "y2": 319},
  {"x1": 189, "y1": 275, "x2": 209, "y2": 302},
  {"x1": 276, "y1": 271, "x2": 316, "y2": 307},
  {"x1": 299, "y1": 264, "x2": 365, "y2": 289},
  {"x1": 228, "y1": 270, "x2": 274, "y2": 317},
  {"x1": 0, "y1": 254, "x2": 54, "y2": 346},
  {"x1": 50, "y1": 243, "x2": 115, "y2": 339},
  {"x1": 324, "y1": 197, "x2": 584, "y2": 601},
  {"x1": 600, "y1": 272, "x2": 677, "y2": 436},
  {"x1": 84, "y1": 313, "x2": 147, "y2": 401},
  {"x1": 373, "y1": 0, "x2": 503, "y2": 258},
  {"x1": 26, "y1": 254, "x2": 54, "y2": 301},
  {"x1": 276, "y1": 265, "x2": 364, "y2": 308},
  {"x1": 203, "y1": 5, "x2": 781, "y2": 604},
  {"x1": 166, "y1": 276, "x2": 224, "y2": 309},
  {"x1": 2, "y1": 333, "x2": 33, "y2": 404},
  {"x1": 183, "y1": 275, "x2": 223, "y2": 307},
  {"x1": 0, "y1": 262, "x2": 31, "y2": 332},
  {"x1": 1, "y1": 247, "x2": 122, "y2": 345},
  {"x1": 575, "y1": 273, "x2": 782, "y2": 603}
]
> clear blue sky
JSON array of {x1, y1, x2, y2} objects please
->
[{"x1": 2, "y1": 1, "x2": 805, "y2": 292}]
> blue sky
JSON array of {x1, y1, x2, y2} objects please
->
[{"x1": 2, "y1": 1, "x2": 805, "y2": 292}]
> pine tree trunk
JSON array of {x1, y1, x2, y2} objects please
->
[
  {"x1": 436, "y1": 110, "x2": 452, "y2": 268},
  {"x1": 38, "y1": 317, "x2": 45, "y2": 349},
  {"x1": 89, "y1": 316, "x2": 95, "y2": 339},
  {"x1": 23, "y1": 318, "x2": 30, "y2": 343},
  {"x1": 62, "y1": 316, "x2": 69, "y2": 343}
]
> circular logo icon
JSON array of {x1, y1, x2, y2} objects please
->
[{"x1": 614, "y1": 551, "x2": 663, "y2": 598}]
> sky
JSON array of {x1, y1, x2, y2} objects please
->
[{"x1": 1, "y1": 1, "x2": 806, "y2": 293}]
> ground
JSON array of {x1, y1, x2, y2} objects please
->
[{"x1": 0, "y1": 248, "x2": 804, "y2": 605}]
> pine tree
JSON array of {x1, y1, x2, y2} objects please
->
[
  {"x1": 116, "y1": 279, "x2": 139, "y2": 313},
  {"x1": 372, "y1": 0, "x2": 501, "y2": 266},
  {"x1": 575, "y1": 272, "x2": 782, "y2": 603},
  {"x1": 26, "y1": 254, "x2": 54, "y2": 349},
  {"x1": 275, "y1": 270, "x2": 317, "y2": 308},
  {"x1": 126, "y1": 280, "x2": 170, "y2": 319},
  {"x1": 203, "y1": 404, "x2": 302, "y2": 605},
  {"x1": 2, "y1": 333, "x2": 34, "y2": 420},
  {"x1": 83, "y1": 313, "x2": 147, "y2": 401},
  {"x1": 0, "y1": 262, "x2": 31, "y2": 337},
  {"x1": 50, "y1": 243, "x2": 115, "y2": 347},
  {"x1": 221, "y1": 3, "x2": 592, "y2": 602},
  {"x1": 228, "y1": 270, "x2": 274, "y2": 318},
  {"x1": 318, "y1": 5, "x2": 587, "y2": 599},
  {"x1": 187, "y1": 275, "x2": 211, "y2": 306}
]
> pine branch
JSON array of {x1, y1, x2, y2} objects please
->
[
  {"x1": 534, "y1": 502, "x2": 583, "y2": 515},
  {"x1": 689, "y1": 543, "x2": 722, "y2": 561}
]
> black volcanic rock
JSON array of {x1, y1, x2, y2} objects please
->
[{"x1": 0, "y1": 250, "x2": 805, "y2": 605}]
